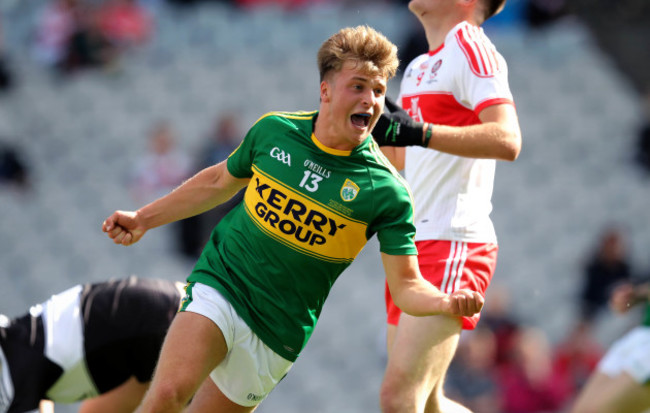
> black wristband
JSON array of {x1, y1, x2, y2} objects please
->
[
  {"x1": 372, "y1": 96, "x2": 431, "y2": 147},
  {"x1": 373, "y1": 113, "x2": 426, "y2": 147},
  {"x1": 392, "y1": 118, "x2": 424, "y2": 146}
]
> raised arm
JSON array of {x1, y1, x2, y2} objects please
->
[
  {"x1": 373, "y1": 99, "x2": 521, "y2": 161},
  {"x1": 102, "y1": 160, "x2": 249, "y2": 246},
  {"x1": 381, "y1": 253, "x2": 484, "y2": 317}
]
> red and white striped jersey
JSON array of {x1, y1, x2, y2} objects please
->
[{"x1": 398, "y1": 21, "x2": 514, "y2": 243}]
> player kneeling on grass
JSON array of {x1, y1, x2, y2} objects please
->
[
  {"x1": 101, "y1": 25, "x2": 484, "y2": 413},
  {"x1": 0, "y1": 276, "x2": 184, "y2": 413}
]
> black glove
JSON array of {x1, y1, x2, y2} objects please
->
[{"x1": 372, "y1": 96, "x2": 430, "y2": 147}]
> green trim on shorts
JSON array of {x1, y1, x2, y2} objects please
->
[{"x1": 179, "y1": 282, "x2": 195, "y2": 312}]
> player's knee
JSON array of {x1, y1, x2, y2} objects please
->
[
  {"x1": 143, "y1": 381, "x2": 190, "y2": 413},
  {"x1": 379, "y1": 387, "x2": 403, "y2": 413},
  {"x1": 380, "y1": 379, "x2": 414, "y2": 413}
]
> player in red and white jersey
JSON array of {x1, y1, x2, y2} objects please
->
[
  {"x1": 399, "y1": 20, "x2": 514, "y2": 244},
  {"x1": 372, "y1": 0, "x2": 522, "y2": 412}
]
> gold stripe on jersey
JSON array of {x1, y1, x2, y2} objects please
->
[
  {"x1": 253, "y1": 110, "x2": 318, "y2": 125},
  {"x1": 243, "y1": 165, "x2": 369, "y2": 263},
  {"x1": 311, "y1": 134, "x2": 353, "y2": 156}
]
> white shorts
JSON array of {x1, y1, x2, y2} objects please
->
[
  {"x1": 181, "y1": 282, "x2": 293, "y2": 407},
  {"x1": 598, "y1": 326, "x2": 650, "y2": 385}
]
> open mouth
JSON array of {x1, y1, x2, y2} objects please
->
[{"x1": 351, "y1": 113, "x2": 371, "y2": 128}]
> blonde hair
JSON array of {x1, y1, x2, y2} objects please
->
[{"x1": 317, "y1": 25, "x2": 399, "y2": 82}]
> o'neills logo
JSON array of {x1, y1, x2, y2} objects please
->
[{"x1": 245, "y1": 168, "x2": 368, "y2": 263}]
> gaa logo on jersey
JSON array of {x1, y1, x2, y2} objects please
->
[
  {"x1": 270, "y1": 147, "x2": 291, "y2": 166},
  {"x1": 340, "y1": 179, "x2": 359, "y2": 202}
]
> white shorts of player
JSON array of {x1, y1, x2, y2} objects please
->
[
  {"x1": 40, "y1": 285, "x2": 99, "y2": 402},
  {"x1": 598, "y1": 326, "x2": 650, "y2": 384},
  {"x1": 183, "y1": 283, "x2": 293, "y2": 407}
]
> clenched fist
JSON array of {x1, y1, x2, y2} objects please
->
[
  {"x1": 102, "y1": 210, "x2": 147, "y2": 246},
  {"x1": 442, "y1": 289, "x2": 484, "y2": 317}
]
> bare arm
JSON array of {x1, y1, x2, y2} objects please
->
[
  {"x1": 78, "y1": 377, "x2": 150, "y2": 413},
  {"x1": 102, "y1": 160, "x2": 249, "y2": 246},
  {"x1": 382, "y1": 253, "x2": 484, "y2": 317},
  {"x1": 426, "y1": 103, "x2": 522, "y2": 161},
  {"x1": 376, "y1": 103, "x2": 521, "y2": 170}
]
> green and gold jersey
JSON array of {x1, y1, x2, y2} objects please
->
[{"x1": 188, "y1": 111, "x2": 416, "y2": 361}]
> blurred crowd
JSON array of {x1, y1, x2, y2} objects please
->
[
  {"x1": 28, "y1": 0, "x2": 404, "y2": 79},
  {"x1": 31, "y1": 0, "x2": 152, "y2": 76},
  {"x1": 127, "y1": 112, "x2": 243, "y2": 258},
  {"x1": 444, "y1": 222, "x2": 648, "y2": 413}
]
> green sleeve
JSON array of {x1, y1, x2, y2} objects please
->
[
  {"x1": 373, "y1": 178, "x2": 417, "y2": 256},
  {"x1": 227, "y1": 114, "x2": 273, "y2": 178}
]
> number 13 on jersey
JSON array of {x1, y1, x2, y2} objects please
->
[{"x1": 299, "y1": 170, "x2": 322, "y2": 192}]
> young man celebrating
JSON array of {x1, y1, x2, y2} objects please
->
[
  {"x1": 102, "y1": 25, "x2": 484, "y2": 413},
  {"x1": 372, "y1": 1, "x2": 522, "y2": 412}
]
